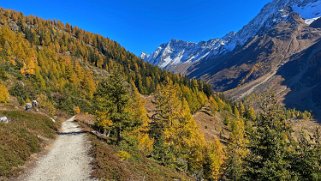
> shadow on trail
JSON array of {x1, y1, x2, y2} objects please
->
[{"x1": 57, "y1": 131, "x2": 89, "y2": 135}]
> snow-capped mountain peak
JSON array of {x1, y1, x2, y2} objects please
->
[
  {"x1": 141, "y1": 38, "x2": 229, "y2": 69},
  {"x1": 140, "y1": 52, "x2": 150, "y2": 60},
  {"x1": 142, "y1": 0, "x2": 321, "y2": 71},
  {"x1": 292, "y1": 0, "x2": 321, "y2": 24}
]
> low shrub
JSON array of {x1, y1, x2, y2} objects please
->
[
  {"x1": 0, "y1": 111, "x2": 58, "y2": 177},
  {"x1": 116, "y1": 151, "x2": 131, "y2": 161}
]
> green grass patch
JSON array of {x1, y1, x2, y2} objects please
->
[{"x1": 0, "y1": 110, "x2": 58, "y2": 177}]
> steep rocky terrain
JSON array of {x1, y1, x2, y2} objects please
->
[
  {"x1": 225, "y1": 56, "x2": 321, "y2": 121},
  {"x1": 141, "y1": 38, "x2": 230, "y2": 74},
  {"x1": 143, "y1": 0, "x2": 321, "y2": 71},
  {"x1": 195, "y1": 14, "x2": 321, "y2": 120},
  {"x1": 190, "y1": 14, "x2": 321, "y2": 91},
  {"x1": 278, "y1": 39, "x2": 321, "y2": 120},
  {"x1": 143, "y1": 0, "x2": 321, "y2": 121}
]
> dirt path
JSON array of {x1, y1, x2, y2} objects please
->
[{"x1": 19, "y1": 116, "x2": 94, "y2": 181}]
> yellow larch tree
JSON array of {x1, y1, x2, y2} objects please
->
[
  {"x1": 20, "y1": 50, "x2": 37, "y2": 76},
  {"x1": 125, "y1": 83, "x2": 154, "y2": 155},
  {"x1": 205, "y1": 137, "x2": 226, "y2": 181},
  {"x1": 0, "y1": 83, "x2": 9, "y2": 103},
  {"x1": 226, "y1": 118, "x2": 249, "y2": 180},
  {"x1": 152, "y1": 83, "x2": 206, "y2": 174}
]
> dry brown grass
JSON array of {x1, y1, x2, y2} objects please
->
[
  {"x1": 144, "y1": 95, "x2": 229, "y2": 142},
  {"x1": 89, "y1": 135, "x2": 194, "y2": 181},
  {"x1": 291, "y1": 119, "x2": 321, "y2": 142},
  {"x1": 75, "y1": 112, "x2": 193, "y2": 181},
  {"x1": 193, "y1": 108, "x2": 229, "y2": 142},
  {"x1": 75, "y1": 113, "x2": 95, "y2": 132},
  {"x1": 0, "y1": 110, "x2": 59, "y2": 178}
]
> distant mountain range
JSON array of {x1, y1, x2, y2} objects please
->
[
  {"x1": 141, "y1": 0, "x2": 321, "y2": 120},
  {"x1": 142, "y1": 0, "x2": 321, "y2": 72}
]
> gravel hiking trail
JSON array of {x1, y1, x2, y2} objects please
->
[{"x1": 19, "y1": 116, "x2": 94, "y2": 181}]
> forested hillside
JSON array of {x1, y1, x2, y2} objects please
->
[
  {"x1": 0, "y1": 8, "x2": 320, "y2": 180},
  {"x1": 0, "y1": 8, "x2": 212, "y2": 114}
]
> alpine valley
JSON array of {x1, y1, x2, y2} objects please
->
[
  {"x1": 142, "y1": 0, "x2": 321, "y2": 120},
  {"x1": 1, "y1": 1, "x2": 321, "y2": 181}
]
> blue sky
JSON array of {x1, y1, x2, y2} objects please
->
[{"x1": 0, "y1": 0, "x2": 271, "y2": 55}]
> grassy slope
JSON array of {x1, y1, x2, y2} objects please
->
[
  {"x1": 193, "y1": 107, "x2": 228, "y2": 141},
  {"x1": 75, "y1": 114, "x2": 193, "y2": 181},
  {"x1": 90, "y1": 137, "x2": 193, "y2": 181},
  {"x1": 144, "y1": 95, "x2": 321, "y2": 143},
  {"x1": 144, "y1": 95, "x2": 229, "y2": 142},
  {"x1": 0, "y1": 110, "x2": 59, "y2": 178}
]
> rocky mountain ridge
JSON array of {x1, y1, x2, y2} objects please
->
[
  {"x1": 142, "y1": 0, "x2": 321, "y2": 121},
  {"x1": 142, "y1": 0, "x2": 321, "y2": 73}
]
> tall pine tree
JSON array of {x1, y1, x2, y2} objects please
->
[
  {"x1": 94, "y1": 70, "x2": 131, "y2": 144},
  {"x1": 244, "y1": 95, "x2": 293, "y2": 180},
  {"x1": 151, "y1": 83, "x2": 206, "y2": 176}
]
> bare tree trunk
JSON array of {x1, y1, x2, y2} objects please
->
[{"x1": 116, "y1": 127, "x2": 121, "y2": 145}]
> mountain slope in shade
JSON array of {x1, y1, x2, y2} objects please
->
[
  {"x1": 143, "y1": 0, "x2": 321, "y2": 121},
  {"x1": 225, "y1": 36, "x2": 321, "y2": 120},
  {"x1": 189, "y1": 13, "x2": 321, "y2": 89},
  {"x1": 142, "y1": 0, "x2": 321, "y2": 72},
  {"x1": 218, "y1": 17, "x2": 321, "y2": 121},
  {"x1": 278, "y1": 39, "x2": 321, "y2": 120},
  {"x1": 310, "y1": 17, "x2": 321, "y2": 28}
]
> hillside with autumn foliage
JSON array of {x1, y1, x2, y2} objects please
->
[
  {"x1": 0, "y1": 8, "x2": 320, "y2": 181},
  {"x1": 0, "y1": 8, "x2": 215, "y2": 114}
]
